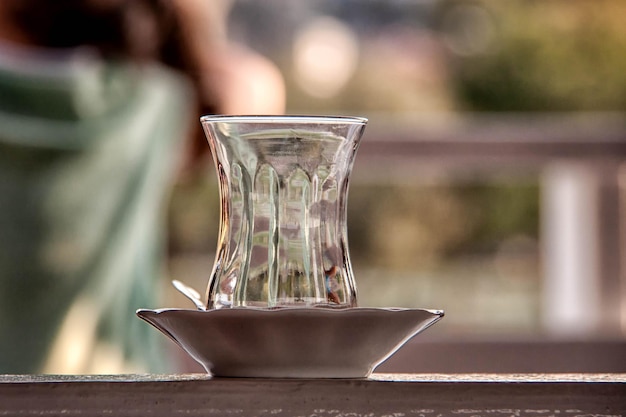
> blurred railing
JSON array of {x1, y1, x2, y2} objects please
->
[{"x1": 354, "y1": 112, "x2": 626, "y2": 337}]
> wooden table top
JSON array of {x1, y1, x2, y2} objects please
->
[{"x1": 1, "y1": 373, "x2": 625, "y2": 416}]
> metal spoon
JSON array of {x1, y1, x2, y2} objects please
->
[{"x1": 172, "y1": 280, "x2": 207, "y2": 310}]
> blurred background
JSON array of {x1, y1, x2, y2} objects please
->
[
  {"x1": 1, "y1": 0, "x2": 624, "y2": 374},
  {"x1": 167, "y1": 0, "x2": 626, "y2": 372}
]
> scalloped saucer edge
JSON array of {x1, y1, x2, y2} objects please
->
[{"x1": 137, "y1": 307, "x2": 444, "y2": 378}]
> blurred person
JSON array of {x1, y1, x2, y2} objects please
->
[
  {"x1": 163, "y1": 0, "x2": 286, "y2": 171},
  {"x1": 0, "y1": 0, "x2": 284, "y2": 374}
]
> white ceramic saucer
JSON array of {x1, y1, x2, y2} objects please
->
[{"x1": 136, "y1": 307, "x2": 443, "y2": 378}]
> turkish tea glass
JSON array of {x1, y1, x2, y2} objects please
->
[{"x1": 201, "y1": 115, "x2": 367, "y2": 309}]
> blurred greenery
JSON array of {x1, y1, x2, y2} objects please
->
[
  {"x1": 347, "y1": 181, "x2": 539, "y2": 270},
  {"x1": 444, "y1": 0, "x2": 626, "y2": 111}
]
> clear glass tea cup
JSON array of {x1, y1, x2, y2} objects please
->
[{"x1": 201, "y1": 115, "x2": 367, "y2": 309}]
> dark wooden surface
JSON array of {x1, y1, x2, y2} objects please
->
[
  {"x1": 376, "y1": 337, "x2": 626, "y2": 373},
  {"x1": 1, "y1": 373, "x2": 625, "y2": 416}
]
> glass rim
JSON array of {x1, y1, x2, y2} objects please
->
[{"x1": 200, "y1": 114, "x2": 368, "y2": 125}]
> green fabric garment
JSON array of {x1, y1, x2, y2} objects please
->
[{"x1": 0, "y1": 48, "x2": 193, "y2": 373}]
